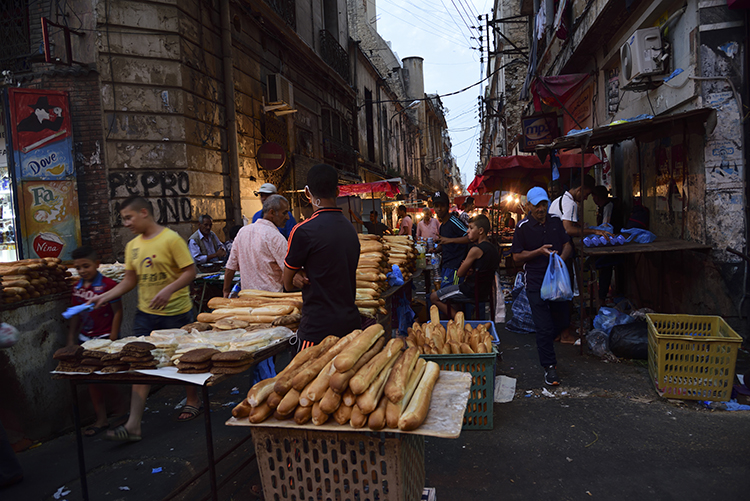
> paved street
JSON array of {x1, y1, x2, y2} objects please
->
[{"x1": 4, "y1": 325, "x2": 749, "y2": 500}]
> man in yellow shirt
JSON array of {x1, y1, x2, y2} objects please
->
[{"x1": 93, "y1": 196, "x2": 198, "y2": 441}]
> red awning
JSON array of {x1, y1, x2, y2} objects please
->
[
  {"x1": 454, "y1": 194, "x2": 493, "y2": 208},
  {"x1": 338, "y1": 180, "x2": 401, "y2": 198}
]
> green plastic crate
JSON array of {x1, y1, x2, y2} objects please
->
[
  {"x1": 420, "y1": 349, "x2": 496, "y2": 430},
  {"x1": 647, "y1": 313, "x2": 742, "y2": 401}
]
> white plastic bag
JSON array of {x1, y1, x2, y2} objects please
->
[
  {"x1": 0, "y1": 323, "x2": 20, "y2": 349},
  {"x1": 540, "y1": 254, "x2": 573, "y2": 302}
]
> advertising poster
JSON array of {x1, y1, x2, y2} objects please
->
[
  {"x1": 18, "y1": 180, "x2": 81, "y2": 259},
  {"x1": 6, "y1": 88, "x2": 80, "y2": 259},
  {"x1": 520, "y1": 113, "x2": 559, "y2": 152}
]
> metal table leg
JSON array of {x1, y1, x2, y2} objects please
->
[
  {"x1": 70, "y1": 380, "x2": 89, "y2": 501},
  {"x1": 202, "y1": 385, "x2": 218, "y2": 501}
]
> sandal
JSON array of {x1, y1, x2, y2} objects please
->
[
  {"x1": 84, "y1": 424, "x2": 109, "y2": 437},
  {"x1": 249, "y1": 483, "x2": 264, "y2": 500},
  {"x1": 104, "y1": 425, "x2": 141, "y2": 442},
  {"x1": 175, "y1": 404, "x2": 203, "y2": 422}
]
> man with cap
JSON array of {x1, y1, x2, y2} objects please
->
[
  {"x1": 252, "y1": 183, "x2": 297, "y2": 238},
  {"x1": 433, "y1": 191, "x2": 470, "y2": 288},
  {"x1": 511, "y1": 186, "x2": 572, "y2": 386}
]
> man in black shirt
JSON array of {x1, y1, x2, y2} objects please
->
[
  {"x1": 433, "y1": 191, "x2": 470, "y2": 287},
  {"x1": 511, "y1": 187, "x2": 572, "y2": 386},
  {"x1": 349, "y1": 209, "x2": 391, "y2": 236},
  {"x1": 284, "y1": 164, "x2": 361, "y2": 350}
]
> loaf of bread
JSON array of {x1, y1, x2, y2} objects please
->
[
  {"x1": 273, "y1": 336, "x2": 338, "y2": 395},
  {"x1": 232, "y1": 399, "x2": 252, "y2": 419},
  {"x1": 294, "y1": 405, "x2": 313, "y2": 425},
  {"x1": 350, "y1": 404, "x2": 368, "y2": 428},
  {"x1": 384, "y1": 347, "x2": 419, "y2": 403},
  {"x1": 248, "y1": 402, "x2": 274, "y2": 423},
  {"x1": 398, "y1": 361, "x2": 440, "y2": 431},
  {"x1": 333, "y1": 324, "x2": 385, "y2": 373},
  {"x1": 276, "y1": 388, "x2": 301, "y2": 416},
  {"x1": 367, "y1": 395, "x2": 388, "y2": 431},
  {"x1": 333, "y1": 403, "x2": 353, "y2": 425},
  {"x1": 291, "y1": 331, "x2": 359, "y2": 391},
  {"x1": 329, "y1": 337, "x2": 385, "y2": 393},
  {"x1": 319, "y1": 387, "x2": 342, "y2": 415},
  {"x1": 349, "y1": 337, "x2": 404, "y2": 395},
  {"x1": 386, "y1": 358, "x2": 426, "y2": 429},
  {"x1": 355, "y1": 353, "x2": 399, "y2": 414},
  {"x1": 311, "y1": 402, "x2": 329, "y2": 426}
]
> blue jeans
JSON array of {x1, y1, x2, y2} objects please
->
[
  {"x1": 526, "y1": 290, "x2": 570, "y2": 367},
  {"x1": 132, "y1": 310, "x2": 195, "y2": 337}
]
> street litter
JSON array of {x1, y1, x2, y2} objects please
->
[
  {"x1": 542, "y1": 388, "x2": 555, "y2": 398},
  {"x1": 119, "y1": 486, "x2": 130, "y2": 491},
  {"x1": 152, "y1": 467, "x2": 163, "y2": 474},
  {"x1": 53, "y1": 486, "x2": 71, "y2": 499},
  {"x1": 566, "y1": 457, "x2": 573, "y2": 462},
  {"x1": 701, "y1": 399, "x2": 750, "y2": 411},
  {"x1": 493, "y1": 376, "x2": 516, "y2": 403},
  {"x1": 231, "y1": 387, "x2": 240, "y2": 394},
  {"x1": 222, "y1": 401, "x2": 237, "y2": 406}
]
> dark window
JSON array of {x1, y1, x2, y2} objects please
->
[
  {"x1": 364, "y1": 88, "x2": 375, "y2": 162},
  {"x1": 0, "y1": 0, "x2": 31, "y2": 72},
  {"x1": 323, "y1": 0, "x2": 339, "y2": 37}
]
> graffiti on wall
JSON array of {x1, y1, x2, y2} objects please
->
[{"x1": 109, "y1": 171, "x2": 192, "y2": 225}]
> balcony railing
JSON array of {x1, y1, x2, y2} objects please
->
[
  {"x1": 319, "y1": 29, "x2": 350, "y2": 83},
  {"x1": 263, "y1": 0, "x2": 296, "y2": 29},
  {"x1": 323, "y1": 137, "x2": 357, "y2": 173}
]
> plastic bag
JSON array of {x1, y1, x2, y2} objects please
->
[
  {"x1": 507, "y1": 283, "x2": 536, "y2": 334},
  {"x1": 396, "y1": 296, "x2": 415, "y2": 337},
  {"x1": 586, "y1": 329, "x2": 611, "y2": 358},
  {"x1": 540, "y1": 254, "x2": 573, "y2": 302},
  {"x1": 386, "y1": 264, "x2": 404, "y2": 287},
  {"x1": 511, "y1": 272, "x2": 526, "y2": 300},
  {"x1": 593, "y1": 306, "x2": 633, "y2": 335},
  {"x1": 0, "y1": 323, "x2": 20, "y2": 349},
  {"x1": 620, "y1": 228, "x2": 656, "y2": 243},
  {"x1": 609, "y1": 320, "x2": 649, "y2": 359}
]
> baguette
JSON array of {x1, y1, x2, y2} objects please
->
[
  {"x1": 398, "y1": 361, "x2": 440, "y2": 431},
  {"x1": 342, "y1": 388, "x2": 356, "y2": 407},
  {"x1": 274, "y1": 409, "x2": 294, "y2": 420},
  {"x1": 247, "y1": 349, "x2": 310, "y2": 407},
  {"x1": 367, "y1": 395, "x2": 389, "y2": 431},
  {"x1": 333, "y1": 403, "x2": 353, "y2": 425},
  {"x1": 384, "y1": 347, "x2": 420, "y2": 403},
  {"x1": 298, "y1": 379, "x2": 316, "y2": 407},
  {"x1": 311, "y1": 402, "x2": 329, "y2": 425},
  {"x1": 429, "y1": 305, "x2": 440, "y2": 325},
  {"x1": 349, "y1": 404, "x2": 368, "y2": 428},
  {"x1": 238, "y1": 289, "x2": 302, "y2": 298},
  {"x1": 455, "y1": 311, "x2": 465, "y2": 331},
  {"x1": 196, "y1": 312, "x2": 234, "y2": 323},
  {"x1": 303, "y1": 358, "x2": 336, "y2": 403},
  {"x1": 349, "y1": 337, "x2": 404, "y2": 395},
  {"x1": 273, "y1": 336, "x2": 338, "y2": 395},
  {"x1": 248, "y1": 402, "x2": 274, "y2": 423},
  {"x1": 294, "y1": 404, "x2": 313, "y2": 425},
  {"x1": 266, "y1": 392, "x2": 282, "y2": 409},
  {"x1": 231, "y1": 399, "x2": 252, "y2": 419},
  {"x1": 460, "y1": 343, "x2": 474, "y2": 354},
  {"x1": 276, "y1": 388, "x2": 301, "y2": 416},
  {"x1": 355, "y1": 353, "x2": 399, "y2": 414},
  {"x1": 386, "y1": 359, "x2": 426, "y2": 429},
  {"x1": 327, "y1": 334, "x2": 384, "y2": 392},
  {"x1": 333, "y1": 324, "x2": 385, "y2": 373},
  {"x1": 319, "y1": 387, "x2": 342, "y2": 415},
  {"x1": 291, "y1": 331, "x2": 359, "y2": 391}
]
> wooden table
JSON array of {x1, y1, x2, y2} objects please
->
[
  {"x1": 581, "y1": 237, "x2": 711, "y2": 257},
  {"x1": 52, "y1": 339, "x2": 290, "y2": 501}
]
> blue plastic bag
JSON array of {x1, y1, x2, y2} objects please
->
[
  {"x1": 620, "y1": 228, "x2": 656, "y2": 243},
  {"x1": 540, "y1": 254, "x2": 573, "y2": 302},
  {"x1": 507, "y1": 287, "x2": 536, "y2": 333},
  {"x1": 593, "y1": 306, "x2": 634, "y2": 335},
  {"x1": 387, "y1": 265, "x2": 404, "y2": 287}
]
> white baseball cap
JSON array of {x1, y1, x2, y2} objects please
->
[{"x1": 255, "y1": 183, "x2": 278, "y2": 195}]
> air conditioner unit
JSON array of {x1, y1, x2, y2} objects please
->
[
  {"x1": 266, "y1": 73, "x2": 294, "y2": 108},
  {"x1": 619, "y1": 27, "x2": 664, "y2": 86}
]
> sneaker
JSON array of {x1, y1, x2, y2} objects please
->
[{"x1": 544, "y1": 365, "x2": 560, "y2": 386}]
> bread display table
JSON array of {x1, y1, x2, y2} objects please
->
[
  {"x1": 52, "y1": 339, "x2": 290, "y2": 501},
  {"x1": 226, "y1": 371, "x2": 472, "y2": 501}
]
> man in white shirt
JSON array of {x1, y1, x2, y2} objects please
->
[
  {"x1": 188, "y1": 215, "x2": 226, "y2": 265},
  {"x1": 549, "y1": 175, "x2": 611, "y2": 239}
]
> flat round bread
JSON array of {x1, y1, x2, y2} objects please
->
[{"x1": 214, "y1": 318, "x2": 250, "y2": 330}]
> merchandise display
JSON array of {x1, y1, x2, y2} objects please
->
[
  {"x1": 356, "y1": 234, "x2": 416, "y2": 317},
  {"x1": 232, "y1": 324, "x2": 442, "y2": 431},
  {"x1": 0, "y1": 257, "x2": 73, "y2": 304},
  {"x1": 407, "y1": 307, "x2": 495, "y2": 354}
]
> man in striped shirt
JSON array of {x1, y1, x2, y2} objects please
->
[{"x1": 433, "y1": 191, "x2": 470, "y2": 287}]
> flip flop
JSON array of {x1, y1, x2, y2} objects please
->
[
  {"x1": 175, "y1": 404, "x2": 203, "y2": 422},
  {"x1": 84, "y1": 424, "x2": 109, "y2": 437},
  {"x1": 104, "y1": 425, "x2": 141, "y2": 442}
]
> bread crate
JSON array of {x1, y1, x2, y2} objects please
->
[
  {"x1": 251, "y1": 428, "x2": 425, "y2": 501},
  {"x1": 646, "y1": 313, "x2": 742, "y2": 401}
]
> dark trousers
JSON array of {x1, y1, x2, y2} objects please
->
[{"x1": 527, "y1": 290, "x2": 570, "y2": 367}]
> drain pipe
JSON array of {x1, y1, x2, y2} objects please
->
[{"x1": 221, "y1": 0, "x2": 243, "y2": 226}]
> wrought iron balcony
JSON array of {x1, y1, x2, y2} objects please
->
[
  {"x1": 263, "y1": 0, "x2": 296, "y2": 29},
  {"x1": 319, "y1": 29, "x2": 350, "y2": 83},
  {"x1": 323, "y1": 137, "x2": 357, "y2": 173}
]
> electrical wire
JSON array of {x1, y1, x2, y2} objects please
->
[
  {"x1": 438, "y1": 0, "x2": 475, "y2": 48},
  {"x1": 389, "y1": 0, "x2": 476, "y2": 40},
  {"x1": 377, "y1": 4, "x2": 469, "y2": 48}
]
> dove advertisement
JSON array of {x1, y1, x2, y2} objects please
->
[{"x1": 5, "y1": 88, "x2": 81, "y2": 260}]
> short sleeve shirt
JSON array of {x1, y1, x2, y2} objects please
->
[
  {"x1": 285, "y1": 208, "x2": 361, "y2": 343},
  {"x1": 511, "y1": 214, "x2": 571, "y2": 292},
  {"x1": 363, "y1": 221, "x2": 389, "y2": 236},
  {"x1": 549, "y1": 191, "x2": 578, "y2": 223},
  {"x1": 399, "y1": 215, "x2": 413, "y2": 236},
  {"x1": 71, "y1": 272, "x2": 120, "y2": 340},
  {"x1": 125, "y1": 228, "x2": 194, "y2": 316},
  {"x1": 253, "y1": 209, "x2": 297, "y2": 239},
  {"x1": 439, "y1": 213, "x2": 469, "y2": 269}
]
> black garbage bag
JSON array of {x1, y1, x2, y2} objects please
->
[{"x1": 609, "y1": 320, "x2": 649, "y2": 359}]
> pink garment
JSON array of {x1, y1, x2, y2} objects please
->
[
  {"x1": 399, "y1": 215, "x2": 413, "y2": 236},
  {"x1": 226, "y1": 218, "x2": 288, "y2": 292},
  {"x1": 417, "y1": 217, "x2": 440, "y2": 240}
]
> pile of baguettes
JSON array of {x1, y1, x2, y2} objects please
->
[
  {"x1": 196, "y1": 289, "x2": 303, "y2": 330},
  {"x1": 232, "y1": 324, "x2": 441, "y2": 431},
  {"x1": 406, "y1": 307, "x2": 495, "y2": 355},
  {"x1": 1, "y1": 258, "x2": 74, "y2": 304},
  {"x1": 356, "y1": 235, "x2": 416, "y2": 317}
]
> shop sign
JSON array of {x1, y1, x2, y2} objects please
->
[
  {"x1": 562, "y1": 82, "x2": 593, "y2": 134},
  {"x1": 520, "y1": 113, "x2": 559, "y2": 152}
]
